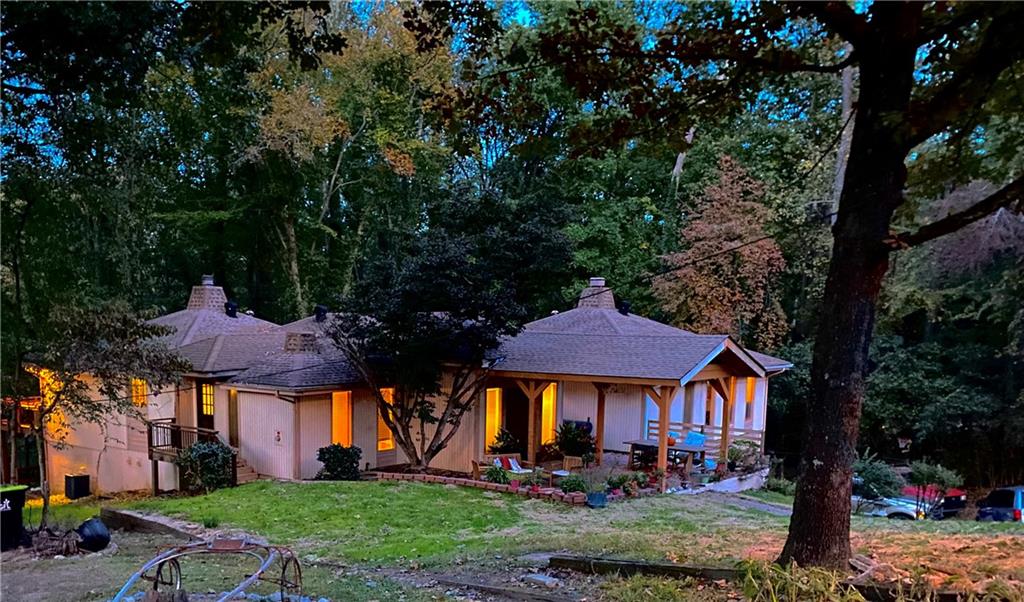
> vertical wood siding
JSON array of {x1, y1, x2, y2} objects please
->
[
  {"x1": 238, "y1": 391, "x2": 295, "y2": 479},
  {"x1": 297, "y1": 396, "x2": 331, "y2": 479}
]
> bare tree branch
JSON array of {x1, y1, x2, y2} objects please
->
[{"x1": 884, "y1": 176, "x2": 1024, "y2": 250}]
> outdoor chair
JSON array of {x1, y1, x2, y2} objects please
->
[
  {"x1": 550, "y1": 455, "x2": 583, "y2": 480},
  {"x1": 473, "y1": 453, "x2": 534, "y2": 480}
]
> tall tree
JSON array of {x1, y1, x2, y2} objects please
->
[
  {"x1": 328, "y1": 185, "x2": 571, "y2": 469},
  {"x1": 655, "y1": 155, "x2": 787, "y2": 349},
  {"x1": 27, "y1": 303, "x2": 189, "y2": 526},
  {"x1": 413, "y1": 1, "x2": 1024, "y2": 567}
]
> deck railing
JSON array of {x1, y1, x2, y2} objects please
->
[
  {"x1": 645, "y1": 420, "x2": 764, "y2": 459},
  {"x1": 147, "y1": 418, "x2": 237, "y2": 486}
]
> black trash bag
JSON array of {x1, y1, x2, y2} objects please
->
[{"x1": 75, "y1": 518, "x2": 110, "y2": 552}]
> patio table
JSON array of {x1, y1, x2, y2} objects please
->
[{"x1": 623, "y1": 439, "x2": 706, "y2": 473}]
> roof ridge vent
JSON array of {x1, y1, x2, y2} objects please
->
[{"x1": 284, "y1": 331, "x2": 318, "y2": 354}]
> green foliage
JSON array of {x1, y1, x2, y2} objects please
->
[
  {"x1": 558, "y1": 474, "x2": 587, "y2": 494},
  {"x1": 728, "y1": 440, "x2": 763, "y2": 470},
  {"x1": 487, "y1": 428, "x2": 519, "y2": 455},
  {"x1": 606, "y1": 473, "x2": 630, "y2": 492},
  {"x1": 765, "y1": 477, "x2": 797, "y2": 497},
  {"x1": 483, "y1": 464, "x2": 511, "y2": 485},
  {"x1": 315, "y1": 444, "x2": 362, "y2": 481},
  {"x1": 853, "y1": 451, "x2": 904, "y2": 499},
  {"x1": 909, "y1": 461, "x2": 963, "y2": 492},
  {"x1": 176, "y1": 441, "x2": 236, "y2": 494},
  {"x1": 554, "y1": 422, "x2": 596, "y2": 458}
]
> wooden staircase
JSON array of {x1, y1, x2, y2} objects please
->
[{"x1": 235, "y1": 455, "x2": 258, "y2": 484}]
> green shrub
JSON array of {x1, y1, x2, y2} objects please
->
[
  {"x1": 765, "y1": 476, "x2": 797, "y2": 497},
  {"x1": 487, "y1": 428, "x2": 519, "y2": 454},
  {"x1": 315, "y1": 444, "x2": 362, "y2": 481},
  {"x1": 536, "y1": 441, "x2": 563, "y2": 462},
  {"x1": 554, "y1": 422, "x2": 596, "y2": 457},
  {"x1": 176, "y1": 440, "x2": 236, "y2": 493},
  {"x1": 853, "y1": 449, "x2": 904, "y2": 498},
  {"x1": 201, "y1": 515, "x2": 220, "y2": 528},
  {"x1": 606, "y1": 473, "x2": 630, "y2": 491},
  {"x1": 631, "y1": 472, "x2": 649, "y2": 487},
  {"x1": 484, "y1": 464, "x2": 510, "y2": 484},
  {"x1": 559, "y1": 474, "x2": 587, "y2": 494}
]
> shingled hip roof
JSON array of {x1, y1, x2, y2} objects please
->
[{"x1": 492, "y1": 306, "x2": 790, "y2": 382}]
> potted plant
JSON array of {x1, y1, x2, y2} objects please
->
[
  {"x1": 648, "y1": 468, "x2": 665, "y2": 486},
  {"x1": 580, "y1": 466, "x2": 613, "y2": 508},
  {"x1": 606, "y1": 473, "x2": 629, "y2": 495},
  {"x1": 484, "y1": 464, "x2": 511, "y2": 485}
]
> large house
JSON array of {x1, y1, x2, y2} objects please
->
[{"x1": 37, "y1": 276, "x2": 790, "y2": 494}]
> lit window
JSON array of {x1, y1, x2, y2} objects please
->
[
  {"x1": 332, "y1": 391, "x2": 352, "y2": 446},
  {"x1": 541, "y1": 383, "x2": 557, "y2": 444},
  {"x1": 377, "y1": 388, "x2": 395, "y2": 451},
  {"x1": 485, "y1": 388, "x2": 502, "y2": 448},
  {"x1": 745, "y1": 378, "x2": 757, "y2": 425},
  {"x1": 131, "y1": 379, "x2": 148, "y2": 407},
  {"x1": 201, "y1": 383, "x2": 215, "y2": 416}
]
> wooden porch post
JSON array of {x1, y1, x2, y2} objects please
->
[
  {"x1": 710, "y1": 377, "x2": 735, "y2": 463},
  {"x1": 593, "y1": 383, "x2": 608, "y2": 466},
  {"x1": 644, "y1": 385, "x2": 677, "y2": 492},
  {"x1": 515, "y1": 380, "x2": 545, "y2": 464}
]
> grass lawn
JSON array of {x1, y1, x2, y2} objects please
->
[{"x1": 5, "y1": 482, "x2": 1023, "y2": 601}]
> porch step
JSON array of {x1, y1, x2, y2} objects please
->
[{"x1": 235, "y1": 456, "x2": 259, "y2": 485}]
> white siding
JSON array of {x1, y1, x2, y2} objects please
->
[
  {"x1": 351, "y1": 388, "x2": 379, "y2": 469},
  {"x1": 238, "y1": 391, "x2": 295, "y2": 479},
  {"x1": 601, "y1": 384, "x2": 644, "y2": 451},
  {"x1": 297, "y1": 396, "x2": 331, "y2": 479},
  {"x1": 753, "y1": 378, "x2": 768, "y2": 430}
]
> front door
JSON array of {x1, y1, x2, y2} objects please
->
[{"x1": 196, "y1": 381, "x2": 215, "y2": 431}]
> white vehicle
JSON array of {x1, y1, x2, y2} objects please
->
[{"x1": 852, "y1": 477, "x2": 923, "y2": 520}]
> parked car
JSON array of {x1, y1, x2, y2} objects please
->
[
  {"x1": 976, "y1": 486, "x2": 1024, "y2": 523},
  {"x1": 852, "y1": 477, "x2": 923, "y2": 520},
  {"x1": 899, "y1": 484, "x2": 967, "y2": 519}
]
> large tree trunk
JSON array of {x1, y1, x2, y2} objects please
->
[{"x1": 779, "y1": 28, "x2": 917, "y2": 568}]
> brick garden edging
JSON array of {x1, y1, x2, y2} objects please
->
[{"x1": 370, "y1": 471, "x2": 659, "y2": 507}]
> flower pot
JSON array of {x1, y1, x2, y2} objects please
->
[
  {"x1": 530, "y1": 485, "x2": 540, "y2": 493},
  {"x1": 611, "y1": 488, "x2": 623, "y2": 496},
  {"x1": 509, "y1": 480, "x2": 521, "y2": 490},
  {"x1": 586, "y1": 491, "x2": 608, "y2": 508}
]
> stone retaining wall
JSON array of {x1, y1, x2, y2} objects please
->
[{"x1": 371, "y1": 472, "x2": 658, "y2": 506}]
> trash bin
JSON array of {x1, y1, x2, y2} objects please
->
[
  {"x1": 1, "y1": 485, "x2": 29, "y2": 551},
  {"x1": 65, "y1": 473, "x2": 91, "y2": 500}
]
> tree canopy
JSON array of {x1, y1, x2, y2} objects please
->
[{"x1": 1, "y1": 0, "x2": 1021, "y2": 569}]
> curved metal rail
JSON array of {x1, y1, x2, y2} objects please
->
[{"x1": 111, "y1": 538, "x2": 301, "y2": 601}]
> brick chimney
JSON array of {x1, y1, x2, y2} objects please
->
[
  {"x1": 284, "y1": 332, "x2": 318, "y2": 353},
  {"x1": 577, "y1": 276, "x2": 616, "y2": 309},
  {"x1": 187, "y1": 275, "x2": 228, "y2": 311}
]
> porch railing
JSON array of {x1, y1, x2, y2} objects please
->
[
  {"x1": 645, "y1": 420, "x2": 764, "y2": 459},
  {"x1": 147, "y1": 418, "x2": 237, "y2": 486}
]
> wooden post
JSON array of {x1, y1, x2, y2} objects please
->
[
  {"x1": 151, "y1": 460, "x2": 159, "y2": 496},
  {"x1": 644, "y1": 385, "x2": 676, "y2": 492},
  {"x1": 710, "y1": 377, "x2": 734, "y2": 463},
  {"x1": 516, "y1": 380, "x2": 544, "y2": 464},
  {"x1": 593, "y1": 383, "x2": 608, "y2": 466}
]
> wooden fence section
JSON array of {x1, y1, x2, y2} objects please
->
[{"x1": 645, "y1": 420, "x2": 764, "y2": 460}]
